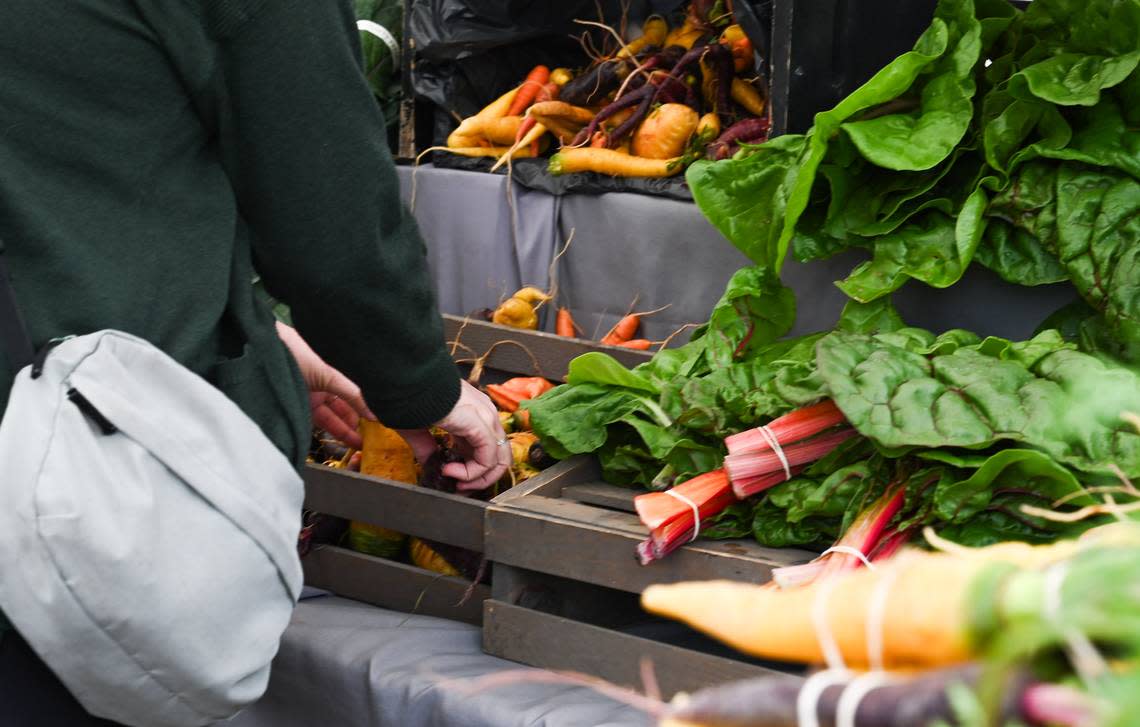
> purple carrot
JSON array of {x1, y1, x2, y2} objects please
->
[
  {"x1": 707, "y1": 43, "x2": 735, "y2": 125},
  {"x1": 570, "y1": 83, "x2": 656, "y2": 146},
  {"x1": 559, "y1": 59, "x2": 624, "y2": 107},
  {"x1": 707, "y1": 116, "x2": 771, "y2": 159},
  {"x1": 606, "y1": 88, "x2": 657, "y2": 147},
  {"x1": 668, "y1": 664, "x2": 1037, "y2": 727}
]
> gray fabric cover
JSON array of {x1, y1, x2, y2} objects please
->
[
  {"x1": 397, "y1": 164, "x2": 1077, "y2": 344},
  {"x1": 222, "y1": 596, "x2": 651, "y2": 727}
]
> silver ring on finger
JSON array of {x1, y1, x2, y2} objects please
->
[{"x1": 495, "y1": 438, "x2": 508, "y2": 447}]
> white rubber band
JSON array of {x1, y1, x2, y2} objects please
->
[
  {"x1": 1044, "y1": 561, "x2": 1109, "y2": 682},
  {"x1": 835, "y1": 672, "x2": 897, "y2": 727},
  {"x1": 758, "y1": 425, "x2": 793, "y2": 480},
  {"x1": 357, "y1": 20, "x2": 401, "y2": 64},
  {"x1": 796, "y1": 669, "x2": 851, "y2": 727},
  {"x1": 820, "y1": 545, "x2": 876, "y2": 571},
  {"x1": 811, "y1": 576, "x2": 847, "y2": 672},
  {"x1": 664, "y1": 488, "x2": 702, "y2": 543},
  {"x1": 864, "y1": 559, "x2": 903, "y2": 671}
]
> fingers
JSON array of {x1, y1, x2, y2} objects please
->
[
  {"x1": 312, "y1": 400, "x2": 363, "y2": 448},
  {"x1": 321, "y1": 370, "x2": 375, "y2": 421},
  {"x1": 396, "y1": 428, "x2": 440, "y2": 465},
  {"x1": 435, "y1": 380, "x2": 510, "y2": 489},
  {"x1": 327, "y1": 396, "x2": 361, "y2": 431}
]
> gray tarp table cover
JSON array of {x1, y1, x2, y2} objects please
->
[
  {"x1": 223, "y1": 595, "x2": 650, "y2": 727},
  {"x1": 231, "y1": 166, "x2": 1077, "y2": 727},
  {"x1": 397, "y1": 164, "x2": 1076, "y2": 342}
]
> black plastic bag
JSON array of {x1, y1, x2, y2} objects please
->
[{"x1": 426, "y1": 155, "x2": 693, "y2": 200}]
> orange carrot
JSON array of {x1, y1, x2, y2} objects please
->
[
  {"x1": 515, "y1": 82, "x2": 562, "y2": 148},
  {"x1": 555, "y1": 307, "x2": 577, "y2": 337},
  {"x1": 601, "y1": 314, "x2": 641, "y2": 345},
  {"x1": 615, "y1": 338, "x2": 652, "y2": 350},
  {"x1": 507, "y1": 65, "x2": 551, "y2": 116},
  {"x1": 485, "y1": 377, "x2": 556, "y2": 413}
]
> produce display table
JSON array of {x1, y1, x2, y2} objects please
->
[
  {"x1": 223, "y1": 595, "x2": 649, "y2": 727},
  {"x1": 235, "y1": 165, "x2": 1083, "y2": 727},
  {"x1": 396, "y1": 164, "x2": 1078, "y2": 343}
]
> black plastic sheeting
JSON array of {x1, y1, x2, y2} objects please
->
[
  {"x1": 427, "y1": 155, "x2": 694, "y2": 200},
  {"x1": 406, "y1": 0, "x2": 769, "y2": 199}
]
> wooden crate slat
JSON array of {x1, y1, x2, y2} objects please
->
[
  {"x1": 483, "y1": 599, "x2": 783, "y2": 699},
  {"x1": 561, "y1": 483, "x2": 638, "y2": 512},
  {"x1": 304, "y1": 546, "x2": 488, "y2": 625},
  {"x1": 442, "y1": 315, "x2": 652, "y2": 382},
  {"x1": 489, "y1": 456, "x2": 601, "y2": 503},
  {"x1": 485, "y1": 500, "x2": 812, "y2": 593},
  {"x1": 303, "y1": 464, "x2": 486, "y2": 551}
]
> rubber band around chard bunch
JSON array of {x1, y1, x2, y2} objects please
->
[
  {"x1": 811, "y1": 575, "x2": 848, "y2": 672},
  {"x1": 757, "y1": 424, "x2": 792, "y2": 480},
  {"x1": 796, "y1": 669, "x2": 852, "y2": 727},
  {"x1": 818, "y1": 545, "x2": 876, "y2": 571},
  {"x1": 663, "y1": 488, "x2": 702, "y2": 543},
  {"x1": 865, "y1": 556, "x2": 907, "y2": 672},
  {"x1": 834, "y1": 672, "x2": 899, "y2": 727}
]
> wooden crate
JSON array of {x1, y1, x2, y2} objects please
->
[
  {"x1": 482, "y1": 456, "x2": 815, "y2": 696},
  {"x1": 301, "y1": 464, "x2": 490, "y2": 625},
  {"x1": 302, "y1": 316, "x2": 650, "y2": 624},
  {"x1": 442, "y1": 314, "x2": 653, "y2": 382}
]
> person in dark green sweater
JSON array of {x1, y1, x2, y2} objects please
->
[{"x1": 0, "y1": 0, "x2": 508, "y2": 723}]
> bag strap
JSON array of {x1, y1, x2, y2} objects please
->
[{"x1": 0, "y1": 244, "x2": 36, "y2": 371}]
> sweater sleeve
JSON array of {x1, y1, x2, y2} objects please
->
[{"x1": 210, "y1": 0, "x2": 460, "y2": 428}]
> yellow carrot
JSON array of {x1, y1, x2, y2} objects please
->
[
  {"x1": 632, "y1": 103, "x2": 699, "y2": 159},
  {"x1": 617, "y1": 15, "x2": 668, "y2": 58},
  {"x1": 478, "y1": 115, "x2": 525, "y2": 145},
  {"x1": 548, "y1": 147, "x2": 683, "y2": 178},
  {"x1": 448, "y1": 87, "x2": 520, "y2": 146},
  {"x1": 642, "y1": 528, "x2": 1140, "y2": 670},
  {"x1": 730, "y1": 78, "x2": 766, "y2": 117},
  {"x1": 489, "y1": 123, "x2": 550, "y2": 172},
  {"x1": 442, "y1": 144, "x2": 539, "y2": 159},
  {"x1": 642, "y1": 562, "x2": 979, "y2": 670}
]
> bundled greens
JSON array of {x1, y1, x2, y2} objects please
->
[
  {"x1": 644, "y1": 524, "x2": 1140, "y2": 727},
  {"x1": 526, "y1": 0, "x2": 1140, "y2": 560},
  {"x1": 687, "y1": 0, "x2": 1140, "y2": 363}
]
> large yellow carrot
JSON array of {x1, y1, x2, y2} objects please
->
[
  {"x1": 480, "y1": 115, "x2": 526, "y2": 145},
  {"x1": 643, "y1": 557, "x2": 979, "y2": 670},
  {"x1": 447, "y1": 87, "x2": 520, "y2": 147},
  {"x1": 548, "y1": 147, "x2": 683, "y2": 178},
  {"x1": 642, "y1": 526, "x2": 1139, "y2": 670}
]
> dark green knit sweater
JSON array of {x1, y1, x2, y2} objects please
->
[
  {"x1": 0, "y1": 2, "x2": 460, "y2": 628},
  {"x1": 0, "y1": 0, "x2": 460, "y2": 446}
]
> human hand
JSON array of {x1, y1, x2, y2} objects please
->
[
  {"x1": 400, "y1": 380, "x2": 509, "y2": 491},
  {"x1": 276, "y1": 321, "x2": 375, "y2": 448}
]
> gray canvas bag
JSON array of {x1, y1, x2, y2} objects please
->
[{"x1": 0, "y1": 250, "x2": 304, "y2": 726}]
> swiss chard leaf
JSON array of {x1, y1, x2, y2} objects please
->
[
  {"x1": 1053, "y1": 164, "x2": 1140, "y2": 362},
  {"x1": 701, "y1": 266, "x2": 796, "y2": 368},
  {"x1": 686, "y1": 134, "x2": 807, "y2": 268},
  {"x1": 933, "y1": 448, "x2": 1089, "y2": 521},
  {"x1": 817, "y1": 330, "x2": 1140, "y2": 477}
]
